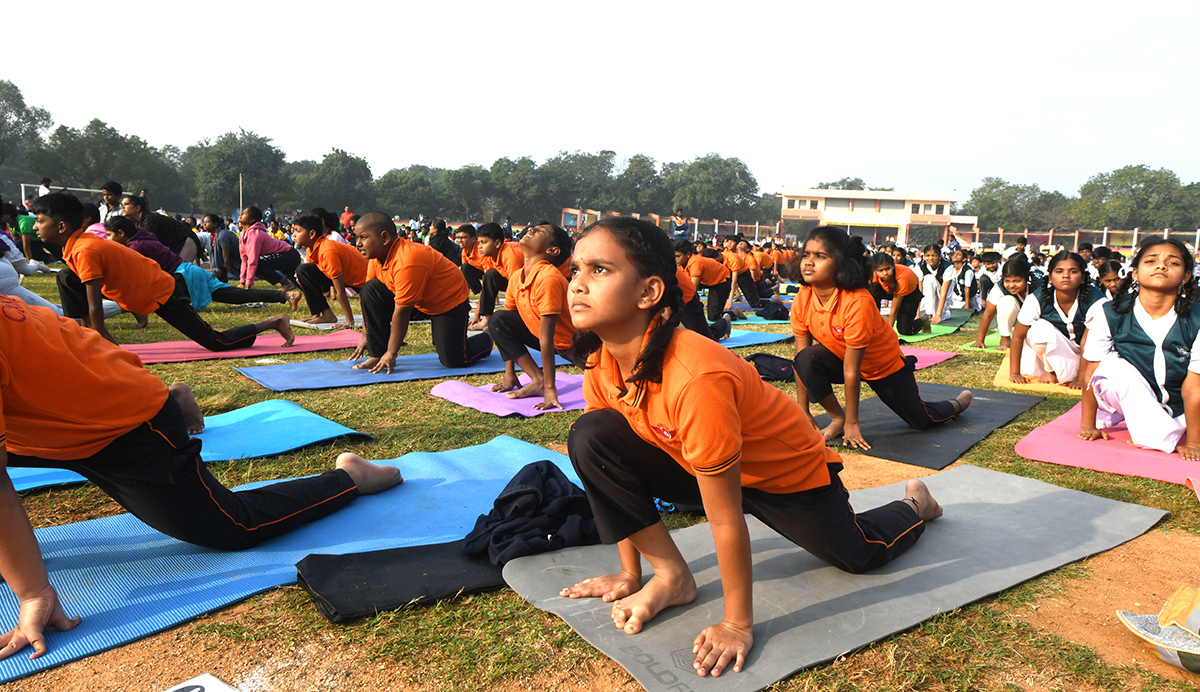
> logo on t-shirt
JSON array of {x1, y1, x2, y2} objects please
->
[
  {"x1": 651, "y1": 424, "x2": 677, "y2": 441},
  {"x1": 0, "y1": 295, "x2": 27, "y2": 322},
  {"x1": 832, "y1": 325, "x2": 845, "y2": 335}
]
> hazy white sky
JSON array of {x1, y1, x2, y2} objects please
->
[{"x1": 9, "y1": 0, "x2": 1198, "y2": 203}]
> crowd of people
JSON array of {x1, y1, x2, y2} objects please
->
[{"x1": 0, "y1": 182, "x2": 1196, "y2": 678}]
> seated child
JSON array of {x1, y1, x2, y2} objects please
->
[
  {"x1": 558, "y1": 218, "x2": 944, "y2": 679},
  {"x1": 487, "y1": 223, "x2": 575, "y2": 409},
  {"x1": 468, "y1": 222, "x2": 524, "y2": 332},
  {"x1": 455, "y1": 224, "x2": 488, "y2": 293},
  {"x1": 972, "y1": 256, "x2": 1031, "y2": 351},
  {"x1": 674, "y1": 240, "x2": 735, "y2": 324},
  {"x1": 203, "y1": 214, "x2": 241, "y2": 283},
  {"x1": 868, "y1": 252, "x2": 923, "y2": 335},
  {"x1": 792, "y1": 227, "x2": 971, "y2": 450},
  {"x1": 289, "y1": 214, "x2": 368, "y2": 326},
  {"x1": 0, "y1": 296, "x2": 401, "y2": 661},
  {"x1": 916, "y1": 244, "x2": 953, "y2": 328},
  {"x1": 977, "y1": 251, "x2": 1002, "y2": 304},
  {"x1": 105, "y1": 216, "x2": 288, "y2": 312},
  {"x1": 1095, "y1": 259, "x2": 1124, "y2": 298},
  {"x1": 239, "y1": 206, "x2": 300, "y2": 290},
  {"x1": 1009, "y1": 250, "x2": 1098, "y2": 387},
  {"x1": 35, "y1": 193, "x2": 294, "y2": 350},
  {"x1": 351, "y1": 212, "x2": 493, "y2": 373},
  {"x1": 1079, "y1": 237, "x2": 1200, "y2": 460},
  {"x1": 941, "y1": 248, "x2": 976, "y2": 313}
]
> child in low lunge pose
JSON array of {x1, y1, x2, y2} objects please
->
[
  {"x1": 559, "y1": 218, "x2": 942, "y2": 679},
  {"x1": 868, "y1": 252, "x2": 923, "y2": 335},
  {"x1": 468, "y1": 223, "x2": 525, "y2": 332},
  {"x1": 487, "y1": 223, "x2": 574, "y2": 409},
  {"x1": 1009, "y1": 250, "x2": 1099, "y2": 387},
  {"x1": 791, "y1": 226, "x2": 971, "y2": 450},
  {"x1": 1079, "y1": 238, "x2": 1200, "y2": 460},
  {"x1": 289, "y1": 214, "x2": 368, "y2": 326},
  {"x1": 972, "y1": 257, "x2": 1032, "y2": 351}
]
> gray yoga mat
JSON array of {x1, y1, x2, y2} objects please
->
[{"x1": 504, "y1": 465, "x2": 1166, "y2": 692}]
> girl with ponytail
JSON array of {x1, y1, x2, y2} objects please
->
[
  {"x1": 563, "y1": 218, "x2": 943, "y2": 680},
  {"x1": 792, "y1": 226, "x2": 971, "y2": 450}
]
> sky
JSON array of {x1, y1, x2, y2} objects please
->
[{"x1": 8, "y1": 0, "x2": 1199, "y2": 204}]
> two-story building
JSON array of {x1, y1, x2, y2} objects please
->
[{"x1": 779, "y1": 189, "x2": 979, "y2": 247}]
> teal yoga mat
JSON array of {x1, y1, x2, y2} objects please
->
[
  {"x1": 0, "y1": 435, "x2": 575, "y2": 683},
  {"x1": 895, "y1": 310, "x2": 972, "y2": 342},
  {"x1": 234, "y1": 351, "x2": 569, "y2": 392},
  {"x1": 8, "y1": 400, "x2": 372, "y2": 492},
  {"x1": 723, "y1": 329, "x2": 792, "y2": 349}
]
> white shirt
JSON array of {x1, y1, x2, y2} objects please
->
[
  {"x1": 1083, "y1": 298, "x2": 1200, "y2": 409},
  {"x1": 1017, "y1": 292, "x2": 1081, "y2": 342},
  {"x1": 944, "y1": 264, "x2": 975, "y2": 309}
]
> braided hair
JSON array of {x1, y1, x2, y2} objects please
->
[
  {"x1": 1111, "y1": 237, "x2": 1199, "y2": 316},
  {"x1": 1038, "y1": 250, "x2": 1090, "y2": 309},
  {"x1": 567, "y1": 217, "x2": 684, "y2": 389}
]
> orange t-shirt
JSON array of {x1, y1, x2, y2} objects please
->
[
  {"x1": 770, "y1": 249, "x2": 784, "y2": 267},
  {"x1": 503, "y1": 260, "x2": 575, "y2": 351},
  {"x1": 461, "y1": 242, "x2": 489, "y2": 271},
  {"x1": 722, "y1": 250, "x2": 746, "y2": 274},
  {"x1": 790, "y1": 286, "x2": 906, "y2": 380},
  {"x1": 485, "y1": 241, "x2": 524, "y2": 279},
  {"x1": 754, "y1": 249, "x2": 774, "y2": 270},
  {"x1": 871, "y1": 265, "x2": 919, "y2": 299},
  {"x1": 557, "y1": 255, "x2": 573, "y2": 281},
  {"x1": 582, "y1": 323, "x2": 835, "y2": 494},
  {"x1": 366, "y1": 237, "x2": 468, "y2": 314},
  {"x1": 310, "y1": 236, "x2": 368, "y2": 287},
  {"x1": 0, "y1": 296, "x2": 168, "y2": 460},
  {"x1": 676, "y1": 266, "x2": 696, "y2": 304},
  {"x1": 740, "y1": 252, "x2": 763, "y2": 281},
  {"x1": 63, "y1": 229, "x2": 175, "y2": 314},
  {"x1": 685, "y1": 254, "x2": 730, "y2": 287}
]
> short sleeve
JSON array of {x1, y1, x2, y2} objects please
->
[
  {"x1": 390, "y1": 263, "x2": 429, "y2": 307},
  {"x1": 1190, "y1": 328, "x2": 1200, "y2": 375},
  {"x1": 533, "y1": 273, "x2": 564, "y2": 315},
  {"x1": 322, "y1": 248, "x2": 344, "y2": 280},
  {"x1": 0, "y1": 353, "x2": 7, "y2": 450},
  {"x1": 581, "y1": 365, "x2": 610, "y2": 413},
  {"x1": 1017, "y1": 294, "x2": 1042, "y2": 327},
  {"x1": 1082, "y1": 299, "x2": 1113, "y2": 362},
  {"x1": 673, "y1": 373, "x2": 742, "y2": 475},
  {"x1": 987, "y1": 284, "x2": 1004, "y2": 305},
  {"x1": 503, "y1": 273, "x2": 517, "y2": 311},
  {"x1": 72, "y1": 246, "x2": 104, "y2": 284},
  {"x1": 940, "y1": 265, "x2": 955, "y2": 283},
  {"x1": 840, "y1": 293, "x2": 874, "y2": 349},
  {"x1": 790, "y1": 293, "x2": 810, "y2": 338}
]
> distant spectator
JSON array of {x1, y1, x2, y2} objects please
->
[{"x1": 99, "y1": 181, "x2": 123, "y2": 222}]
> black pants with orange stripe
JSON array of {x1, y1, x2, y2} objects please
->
[
  {"x1": 569, "y1": 409, "x2": 924, "y2": 574},
  {"x1": 359, "y1": 279, "x2": 492, "y2": 367},
  {"x1": 794, "y1": 343, "x2": 957, "y2": 430},
  {"x1": 679, "y1": 296, "x2": 729, "y2": 341},
  {"x1": 703, "y1": 278, "x2": 732, "y2": 322},
  {"x1": 7, "y1": 397, "x2": 358, "y2": 551}
]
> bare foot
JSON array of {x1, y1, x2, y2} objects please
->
[
  {"x1": 612, "y1": 572, "x2": 697, "y2": 634},
  {"x1": 997, "y1": 336, "x2": 1011, "y2": 351},
  {"x1": 133, "y1": 313, "x2": 149, "y2": 329},
  {"x1": 306, "y1": 312, "x2": 338, "y2": 325},
  {"x1": 286, "y1": 291, "x2": 302, "y2": 312},
  {"x1": 269, "y1": 315, "x2": 296, "y2": 346},
  {"x1": 921, "y1": 319, "x2": 932, "y2": 333},
  {"x1": 952, "y1": 390, "x2": 972, "y2": 415},
  {"x1": 904, "y1": 479, "x2": 943, "y2": 521},
  {"x1": 168, "y1": 382, "x2": 205, "y2": 434},
  {"x1": 506, "y1": 379, "x2": 545, "y2": 400},
  {"x1": 490, "y1": 374, "x2": 520, "y2": 393},
  {"x1": 1037, "y1": 372, "x2": 1058, "y2": 384},
  {"x1": 819, "y1": 417, "x2": 845, "y2": 444},
  {"x1": 336, "y1": 452, "x2": 403, "y2": 495},
  {"x1": 560, "y1": 571, "x2": 641, "y2": 602},
  {"x1": 353, "y1": 356, "x2": 380, "y2": 370}
]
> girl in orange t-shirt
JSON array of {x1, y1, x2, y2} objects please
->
[
  {"x1": 561, "y1": 218, "x2": 941, "y2": 680},
  {"x1": 868, "y1": 252, "x2": 924, "y2": 335},
  {"x1": 791, "y1": 226, "x2": 972, "y2": 450}
]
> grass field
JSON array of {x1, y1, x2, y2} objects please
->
[{"x1": 11, "y1": 273, "x2": 1199, "y2": 691}]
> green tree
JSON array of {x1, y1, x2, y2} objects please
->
[
  {"x1": 607, "y1": 154, "x2": 668, "y2": 213},
  {"x1": 181, "y1": 130, "x2": 289, "y2": 214},
  {"x1": 815, "y1": 177, "x2": 866, "y2": 190},
  {"x1": 664, "y1": 154, "x2": 760, "y2": 220},
  {"x1": 374, "y1": 166, "x2": 436, "y2": 217},
  {"x1": 539, "y1": 150, "x2": 616, "y2": 210},
  {"x1": 0, "y1": 80, "x2": 51, "y2": 168},
  {"x1": 440, "y1": 165, "x2": 491, "y2": 219},
  {"x1": 1070, "y1": 165, "x2": 1187, "y2": 230},
  {"x1": 297, "y1": 149, "x2": 375, "y2": 212},
  {"x1": 961, "y1": 177, "x2": 1050, "y2": 231}
]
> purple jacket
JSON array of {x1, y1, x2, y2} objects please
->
[{"x1": 127, "y1": 228, "x2": 183, "y2": 273}]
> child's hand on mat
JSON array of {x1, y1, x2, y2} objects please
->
[
  {"x1": 1009, "y1": 373, "x2": 1028, "y2": 384},
  {"x1": 0, "y1": 584, "x2": 79, "y2": 661},
  {"x1": 349, "y1": 337, "x2": 367, "y2": 362},
  {"x1": 841, "y1": 422, "x2": 871, "y2": 451},
  {"x1": 370, "y1": 352, "x2": 397, "y2": 374},
  {"x1": 1175, "y1": 443, "x2": 1200, "y2": 461},
  {"x1": 931, "y1": 314, "x2": 942, "y2": 325},
  {"x1": 535, "y1": 386, "x2": 561, "y2": 411},
  {"x1": 971, "y1": 339, "x2": 985, "y2": 348},
  {"x1": 693, "y1": 621, "x2": 753, "y2": 677},
  {"x1": 1078, "y1": 427, "x2": 1108, "y2": 441}
]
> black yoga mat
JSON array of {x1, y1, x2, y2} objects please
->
[
  {"x1": 814, "y1": 383, "x2": 1043, "y2": 469},
  {"x1": 297, "y1": 541, "x2": 505, "y2": 623}
]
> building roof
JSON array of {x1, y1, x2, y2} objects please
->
[{"x1": 780, "y1": 188, "x2": 956, "y2": 203}]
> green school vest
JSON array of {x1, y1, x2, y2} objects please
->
[
  {"x1": 1103, "y1": 301, "x2": 1200, "y2": 418},
  {"x1": 1036, "y1": 287, "x2": 1100, "y2": 345}
]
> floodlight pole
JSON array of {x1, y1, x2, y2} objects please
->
[{"x1": 239, "y1": 174, "x2": 244, "y2": 211}]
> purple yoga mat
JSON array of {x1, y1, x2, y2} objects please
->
[{"x1": 430, "y1": 373, "x2": 586, "y2": 417}]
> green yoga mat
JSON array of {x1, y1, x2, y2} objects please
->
[
  {"x1": 895, "y1": 310, "x2": 971, "y2": 343},
  {"x1": 959, "y1": 331, "x2": 1003, "y2": 352}
]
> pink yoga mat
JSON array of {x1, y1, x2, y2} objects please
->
[
  {"x1": 1015, "y1": 402, "x2": 1200, "y2": 486},
  {"x1": 901, "y1": 347, "x2": 958, "y2": 370},
  {"x1": 123, "y1": 330, "x2": 363, "y2": 364},
  {"x1": 430, "y1": 373, "x2": 585, "y2": 417}
]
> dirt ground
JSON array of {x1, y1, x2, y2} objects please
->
[{"x1": 3, "y1": 453, "x2": 1196, "y2": 691}]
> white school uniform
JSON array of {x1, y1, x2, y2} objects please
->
[
  {"x1": 1016, "y1": 292, "x2": 1084, "y2": 382},
  {"x1": 987, "y1": 285, "x2": 1024, "y2": 338},
  {"x1": 945, "y1": 264, "x2": 975, "y2": 311},
  {"x1": 918, "y1": 263, "x2": 953, "y2": 320},
  {"x1": 1082, "y1": 299, "x2": 1200, "y2": 453}
]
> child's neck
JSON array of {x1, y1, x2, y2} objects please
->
[
  {"x1": 524, "y1": 254, "x2": 550, "y2": 272},
  {"x1": 1138, "y1": 287, "x2": 1178, "y2": 319},
  {"x1": 599, "y1": 315, "x2": 656, "y2": 384},
  {"x1": 810, "y1": 281, "x2": 837, "y2": 302}
]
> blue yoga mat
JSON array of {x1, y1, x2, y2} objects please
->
[
  {"x1": 0, "y1": 435, "x2": 574, "y2": 683},
  {"x1": 8, "y1": 400, "x2": 372, "y2": 493},
  {"x1": 723, "y1": 328, "x2": 792, "y2": 349},
  {"x1": 234, "y1": 350, "x2": 569, "y2": 392}
]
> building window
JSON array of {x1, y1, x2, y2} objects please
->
[
  {"x1": 935, "y1": 204, "x2": 945, "y2": 215},
  {"x1": 810, "y1": 200, "x2": 818, "y2": 209},
  {"x1": 787, "y1": 199, "x2": 796, "y2": 209},
  {"x1": 923, "y1": 204, "x2": 932, "y2": 214},
  {"x1": 911, "y1": 204, "x2": 920, "y2": 214}
]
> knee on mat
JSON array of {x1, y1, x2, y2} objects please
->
[{"x1": 569, "y1": 410, "x2": 625, "y2": 453}]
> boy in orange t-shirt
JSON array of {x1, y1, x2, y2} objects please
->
[
  {"x1": 468, "y1": 222, "x2": 525, "y2": 332},
  {"x1": 672, "y1": 240, "x2": 732, "y2": 340},
  {"x1": 487, "y1": 223, "x2": 575, "y2": 409},
  {"x1": 34, "y1": 194, "x2": 294, "y2": 351},
  {"x1": 0, "y1": 295, "x2": 403, "y2": 661},
  {"x1": 351, "y1": 213, "x2": 492, "y2": 374},
  {"x1": 290, "y1": 214, "x2": 369, "y2": 327}
]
